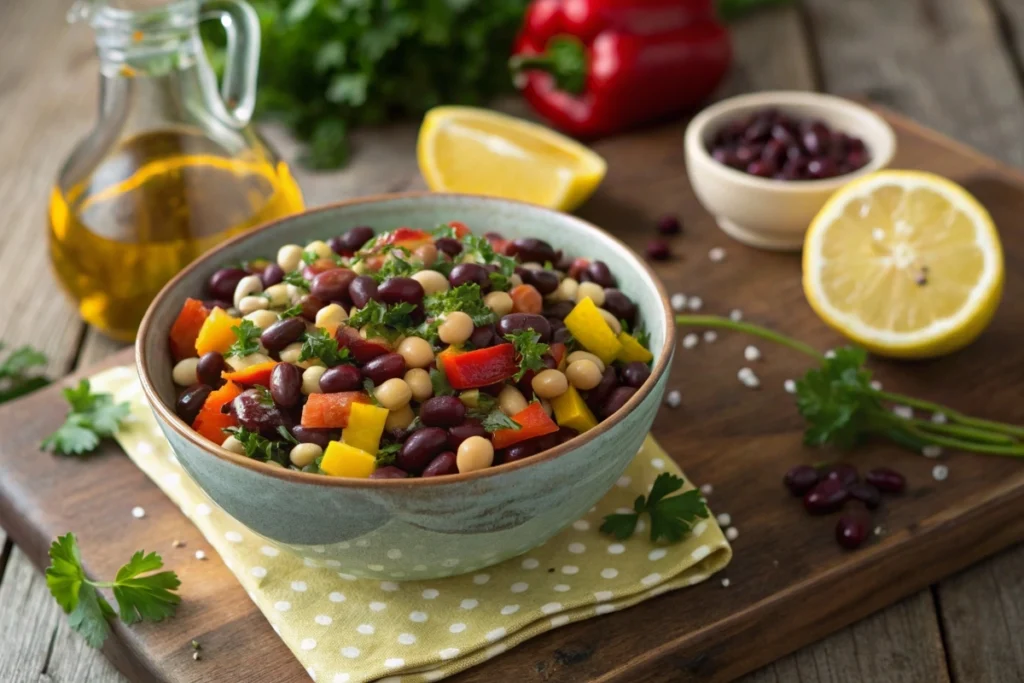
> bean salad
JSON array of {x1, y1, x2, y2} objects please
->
[{"x1": 167, "y1": 223, "x2": 653, "y2": 478}]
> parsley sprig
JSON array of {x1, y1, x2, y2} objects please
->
[
  {"x1": 424, "y1": 284, "x2": 496, "y2": 327},
  {"x1": 461, "y1": 235, "x2": 517, "y2": 290},
  {"x1": 45, "y1": 533, "x2": 180, "y2": 648},
  {"x1": 41, "y1": 380, "x2": 131, "y2": 456},
  {"x1": 282, "y1": 271, "x2": 311, "y2": 291},
  {"x1": 299, "y1": 328, "x2": 351, "y2": 367},
  {"x1": 225, "y1": 426, "x2": 298, "y2": 465},
  {"x1": 227, "y1": 320, "x2": 262, "y2": 358},
  {"x1": 677, "y1": 315, "x2": 1024, "y2": 457},
  {"x1": 0, "y1": 342, "x2": 49, "y2": 404},
  {"x1": 463, "y1": 391, "x2": 522, "y2": 431},
  {"x1": 505, "y1": 330, "x2": 550, "y2": 381},
  {"x1": 600, "y1": 474, "x2": 709, "y2": 542},
  {"x1": 348, "y1": 300, "x2": 418, "y2": 341}
]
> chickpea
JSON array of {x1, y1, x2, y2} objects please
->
[
  {"x1": 221, "y1": 435, "x2": 247, "y2": 455},
  {"x1": 301, "y1": 366, "x2": 327, "y2": 395},
  {"x1": 539, "y1": 398, "x2": 553, "y2": 416},
  {"x1": 385, "y1": 404, "x2": 416, "y2": 431},
  {"x1": 289, "y1": 443, "x2": 322, "y2": 468},
  {"x1": 351, "y1": 260, "x2": 368, "y2": 275},
  {"x1": 412, "y1": 270, "x2": 449, "y2": 296},
  {"x1": 484, "y1": 291, "x2": 514, "y2": 316},
  {"x1": 576, "y1": 281, "x2": 606, "y2": 306},
  {"x1": 498, "y1": 385, "x2": 528, "y2": 416},
  {"x1": 238, "y1": 295, "x2": 269, "y2": 315},
  {"x1": 552, "y1": 277, "x2": 579, "y2": 302},
  {"x1": 404, "y1": 368, "x2": 433, "y2": 402},
  {"x1": 277, "y1": 244, "x2": 304, "y2": 272},
  {"x1": 532, "y1": 369, "x2": 569, "y2": 399},
  {"x1": 279, "y1": 342, "x2": 303, "y2": 364},
  {"x1": 233, "y1": 274, "x2": 263, "y2": 309},
  {"x1": 521, "y1": 261, "x2": 543, "y2": 270},
  {"x1": 304, "y1": 240, "x2": 334, "y2": 260},
  {"x1": 375, "y1": 378, "x2": 413, "y2": 410},
  {"x1": 397, "y1": 336, "x2": 434, "y2": 369},
  {"x1": 285, "y1": 283, "x2": 304, "y2": 303},
  {"x1": 456, "y1": 436, "x2": 494, "y2": 473},
  {"x1": 566, "y1": 350, "x2": 605, "y2": 372},
  {"x1": 598, "y1": 308, "x2": 622, "y2": 335},
  {"x1": 566, "y1": 359, "x2": 602, "y2": 390},
  {"x1": 315, "y1": 303, "x2": 348, "y2": 328},
  {"x1": 509, "y1": 273, "x2": 524, "y2": 288},
  {"x1": 264, "y1": 283, "x2": 290, "y2": 308},
  {"x1": 438, "y1": 311, "x2": 474, "y2": 345},
  {"x1": 414, "y1": 242, "x2": 438, "y2": 267},
  {"x1": 244, "y1": 309, "x2": 279, "y2": 330},
  {"x1": 172, "y1": 358, "x2": 200, "y2": 386}
]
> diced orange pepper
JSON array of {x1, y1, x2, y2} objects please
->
[
  {"x1": 301, "y1": 392, "x2": 371, "y2": 429},
  {"x1": 492, "y1": 401, "x2": 559, "y2": 450},
  {"x1": 564, "y1": 297, "x2": 622, "y2": 365},
  {"x1": 615, "y1": 331, "x2": 653, "y2": 364},
  {"x1": 221, "y1": 361, "x2": 278, "y2": 387},
  {"x1": 551, "y1": 385, "x2": 598, "y2": 434},
  {"x1": 195, "y1": 307, "x2": 242, "y2": 357},
  {"x1": 510, "y1": 284, "x2": 543, "y2": 314},
  {"x1": 320, "y1": 441, "x2": 377, "y2": 478},
  {"x1": 192, "y1": 380, "x2": 243, "y2": 443},
  {"x1": 169, "y1": 298, "x2": 209, "y2": 361}
]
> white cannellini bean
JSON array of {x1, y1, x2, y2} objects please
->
[
  {"x1": 233, "y1": 275, "x2": 263, "y2": 309},
  {"x1": 279, "y1": 342, "x2": 303, "y2": 364},
  {"x1": 238, "y1": 295, "x2": 269, "y2": 315},
  {"x1": 552, "y1": 277, "x2": 579, "y2": 302},
  {"x1": 277, "y1": 244, "x2": 304, "y2": 272},
  {"x1": 315, "y1": 303, "x2": 348, "y2": 327},
  {"x1": 244, "y1": 309, "x2": 279, "y2": 330},
  {"x1": 172, "y1": 358, "x2": 200, "y2": 386},
  {"x1": 264, "y1": 283, "x2": 290, "y2": 308},
  {"x1": 289, "y1": 443, "x2": 323, "y2": 468},
  {"x1": 221, "y1": 435, "x2": 246, "y2": 455},
  {"x1": 576, "y1": 281, "x2": 605, "y2": 306},
  {"x1": 301, "y1": 366, "x2": 327, "y2": 395}
]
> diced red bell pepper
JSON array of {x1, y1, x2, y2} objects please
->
[
  {"x1": 548, "y1": 342, "x2": 567, "y2": 368},
  {"x1": 335, "y1": 326, "x2": 390, "y2": 364},
  {"x1": 221, "y1": 361, "x2": 278, "y2": 387},
  {"x1": 301, "y1": 392, "x2": 372, "y2": 429},
  {"x1": 192, "y1": 380, "x2": 243, "y2": 443},
  {"x1": 492, "y1": 401, "x2": 559, "y2": 450},
  {"x1": 448, "y1": 221, "x2": 472, "y2": 239},
  {"x1": 441, "y1": 343, "x2": 518, "y2": 390},
  {"x1": 169, "y1": 298, "x2": 209, "y2": 361},
  {"x1": 377, "y1": 227, "x2": 432, "y2": 251}
]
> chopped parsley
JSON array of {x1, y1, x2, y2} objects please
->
[
  {"x1": 282, "y1": 271, "x2": 310, "y2": 291},
  {"x1": 0, "y1": 342, "x2": 49, "y2": 404},
  {"x1": 480, "y1": 408, "x2": 521, "y2": 432},
  {"x1": 430, "y1": 224, "x2": 458, "y2": 239},
  {"x1": 461, "y1": 234, "x2": 516, "y2": 290},
  {"x1": 600, "y1": 473, "x2": 709, "y2": 543},
  {"x1": 279, "y1": 302, "x2": 304, "y2": 319},
  {"x1": 363, "y1": 378, "x2": 381, "y2": 405},
  {"x1": 347, "y1": 300, "x2": 418, "y2": 341},
  {"x1": 225, "y1": 426, "x2": 296, "y2": 465},
  {"x1": 298, "y1": 328, "x2": 351, "y2": 367},
  {"x1": 429, "y1": 366, "x2": 454, "y2": 397},
  {"x1": 376, "y1": 442, "x2": 402, "y2": 466},
  {"x1": 226, "y1": 320, "x2": 262, "y2": 358},
  {"x1": 424, "y1": 284, "x2": 495, "y2": 327},
  {"x1": 371, "y1": 247, "x2": 417, "y2": 282},
  {"x1": 505, "y1": 330, "x2": 550, "y2": 381},
  {"x1": 41, "y1": 380, "x2": 131, "y2": 456}
]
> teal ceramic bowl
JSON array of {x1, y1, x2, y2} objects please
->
[{"x1": 137, "y1": 193, "x2": 675, "y2": 579}]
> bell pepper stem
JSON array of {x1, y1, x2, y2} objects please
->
[{"x1": 509, "y1": 36, "x2": 588, "y2": 95}]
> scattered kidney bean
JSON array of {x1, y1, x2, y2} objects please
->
[
  {"x1": 469, "y1": 324, "x2": 497, "y2": 348},
  {"x1": 501, "y1": 441, "x2": 539, "y2": 463},
  {"x1": 270, "y1": 363, "x2": 303, "y2": 408},
  {"x1": 544, "y1": 300, "x2": 575, "y2": 319},
  {"x1": 656, "y1": 215, "x2": 681, "y2": 235},
  {"x1": 784, "y1": 464, "x2": 820, "y2": 496},
  {"x1": 825, "y1": 463, "x2": 858, "y2": 488},
  {"x1": 865, "y1": 468, "x2": 906, "y2": 494},
  {"x1": 196, "y1": 352, "x2": 226, "y2": 387},
  {"x1": 836, "y1": 513, "x2": 870, "y2": 550},
  {"x1": 334, "y1": 226, "x2": 375, "y2": 254},
  {"x1": 260, "y1": 317, "x2": 305, "y2": 352},
  {"x1": 646, "y1": 239, "x2": 671, "y2": 261},
  {"x1": 422, "y1": 452, "x2": 459, "y2": 477},
  {"x1": 847, "y1": 482, "x2": 882, "y2": 509},
  {"x1": 298, "y1": 294, "x2": 326, "y2": 322},
  {"x1": 803, "y1": 478, "x2": 848, "y2": 515},
  {"x1": 319, "y1": 365, "x2": 362, "y2": 393},
  {"x1": 175, "y1": 384, "x2": 211, "y2": 424}
]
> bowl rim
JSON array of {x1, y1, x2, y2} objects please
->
[
  {"x1": 136, "y1": 191, "x2": 676, "y2": 489},
  {"x1": 684, "y1": 90, "x2": 898, "y2": 193}
]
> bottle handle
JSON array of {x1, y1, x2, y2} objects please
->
[{"x1": 200, "y1": 0, "x2": 260, "y2": 127}]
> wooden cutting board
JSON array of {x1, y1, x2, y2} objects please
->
[{"x1": 1, "y1": 110, "x2": 1022, "y2": 683}]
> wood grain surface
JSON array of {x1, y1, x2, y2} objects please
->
[{"x1": 0, "y1": 0, "x2": 1022, "y2": 681}]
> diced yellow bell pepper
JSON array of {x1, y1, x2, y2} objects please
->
[
  {"x1": 551, "y1": 385, "x2": 598, "y2": 434},
  {"x1": 320, "y1": 441, "x2": 377, "y2": 478},
  {"x1": 194, "y1": 307, "x2": 242, "y2": 356},
  {"x1": 563, "y1": 297, "x2": 622, "y2": 365},
  {"x1": 616, "y1": 331, "x2": 653, "y2": 364},
  {"x1": 342, "y1": 402, "x2": 389, "y2": 456}
]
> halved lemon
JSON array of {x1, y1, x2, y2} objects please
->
[
  {"x1": 803, "y1": 170, "x2": 1004, "y2": 358},
  {"x1": 417, "y1": 106, "x2": 606, "y2": 212}
]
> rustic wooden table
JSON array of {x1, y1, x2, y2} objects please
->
[{"x1": 1, "y1": 1, "x2": 1021, "y2": 681}]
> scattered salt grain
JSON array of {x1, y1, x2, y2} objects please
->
[
  {"x1": 716, "y1": 512, "x2": 732, "y2": 527},
  {"x1": 737, "y1": 367, "x2": 760, "y2": 389},
  {"x1": 703, "y1": 330, "x2": 718, "y2": 343},
  {"x1": 192, "y1": 652, "x2": 201, "y2": 661},
  {"x1": 194, "y1": 550, "x2": 207, "y2": 561},
  {"x1": 783, "y1": 379, "x2": 797, "y2": 394},
  {"x1": 665, "y1": 390, "x2": 682, "y2": 408},
  {"x1": 931, "y1": 412, "x2": 948, "y2": 424},
  {"x1": 682, "y1": 333, "x2": 699, "y2": 349},
  {"x1": 743, "y1": 345, "x2": 761, "y2": 362},
  {"x1": 922, "y1": 445, "x2": 943, "y2": 459},
  {"x1": 932, "y1": 464, "x2": 949, "y2": 481},
  {"x1": 721, "y1": 578, "x2": 731, "y2": 588},
  {"x1": 870, "y1": 380, "x2": 883, "y2": 391},
  {"x1": 131, "y1": 506, "x2": 146, "y2": 519},
  {"x1": 725, "y1": 527, "x2": 739, "y2": 541},
  {"x1": 892, "y1": 405, "x2": 913, "y2": 420},
  {"x1": 670, "y1": 293, "x2": 687, "y2": 311},
  {"x1": 709, "y1": 247, "x2": 726, "y2": 263},
  {"x1": 700, "y1": 483, "x2": 713, "y2": 496},
  {"x1": 729, "y1": 309, "x2": 743, "y2": 322},
  {"x1": 687, "y1": 296, "x2": 703, "y2": 311}
]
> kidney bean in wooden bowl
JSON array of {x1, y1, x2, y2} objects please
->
[{"x1": 137, "y1": 193, "x2": 674, "y2": 579}]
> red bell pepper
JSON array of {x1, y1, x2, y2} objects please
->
[
  {"x1": 510, "y1": 0, "x2": 732, "y2": 138},
  {"x1": 376, "y1": 227, "x2": 432, "y2": 251},
  {"x1": 301, "y1": 392, "x2": 371, "y2": 429},
  {"x1": 441, "y1": 344, "x2": 518, "y2": 390},
  {"x1": 492, "y1": 401, "x2": 560, "y2": 450},
  {"x1": 192, "y1": 380, "x2": 242, "y2": 443},
  {"x1": 335, "y1": 326, "x2": 390, "y2": 365}
]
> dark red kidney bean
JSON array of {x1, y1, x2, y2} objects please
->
[
  {"x1": 469, "y1": 324, "x2": 496, "y2": 348},
  {"x1": 555, "y1": 426, "x2": 578, "y2": 444},
  {"x1": 586, "y1": 367, "x2": 619, "y2": 412},
  {"x1": 543, "y1": 300, "x2": 574, "y2": 319},
  {"x1": 290, "y1": 425, "x2": 336, "y2": 449},
  {"x1": 398, "y1": 427, "x2": 448, "y2": 474},
  {"x1": 362, "y1": 353, "x2": 406, "y2": 385},
  {"x1": 299, "y1": 294, "x2": 326, "y2": 322},
  {"x1": 339, "y1": 226, "x2": 375, "y2": 253},
  {"x1": 478, "y1": 381, "x2": 504, "y2": 397},
  {"x1": 825, "y1": 463, "x2": 858, "y2": 488},
  {"x1": 807, "y1": 158, "x2": 838, "y2": 179},
  {"x1": 847, "y1": 482, "x2": 881, "y2": 510},
  {"x1": 501, "y1": 441, "x2": 539, "y2": 464},
  {"x1": 260, "y1": 317, "x2": 305, "y2": 352},
  {"x1": 261, "y1": 263, "x2": 285, "y2": 288},
  {"x1": 603, "y1": 289, "x2": 637, "y2": 326},
  {"x1": 553, "y1": 327, "x2": 573, "y2": 344},
  {"x1": 447, "y1": 419, "x2": 487, "y2": 451},
  {"x1": 202, "y1": 298, "x2": 233, "y2": 312},
  {"x1": 327, "y1": 236, "x2": 347, "y2": 255},
  {"x1": 865, "y1": 468, "x2": 906, "y2": 494},
  {"x1": 269, "y1": 363, "x2": 303, "y2": 407},
  {"x1": 232, "y1": 389, "x2": 287, "y2": 436},
  {"x1": 319, "y1": 365, "x2": 362, "y2": 393},
  {"x1": 422, "y1": 452, "x2": 458, "y2": 477},
  {"x1": 620, "y1": 361, "x2": 651, "y2": 388},
  {"x1": 509, "y1": 237, "x2": 556, "y2": 264},
  {"x1": 803, "y1": 478, "x2": 848, "y2": 515},
  {"x1": 369, "y1": 466, "x2": 409, "y2": 479},
  {"x1": 656, "y1": 215, "x2": 681, "y2": 235},
  {"x1": 449, "y1": 263, "x2": 490, "y2": 290},
  {"x1": 547, "y1": 318, "x2": 567, "y2": 338},
  {"x1": 521, "y1": 269, "x2": 559, "y2": 295},
  {"x1": 783, "y1": 464, "x2": 820, "y2": 496},
  {"x1": 601, "y1": 386, "x2": 636, "y2": 419},
  {"x1": 420, "y1": 396, "x2": 467, "y2": 428},
  {"x1": 196, "y1": 352, "x2": 226, "y2": 388},
  {"x1": 175, "y1": 384, "x2": 211, "y2": 425},
  {"x1": 435, "y1": 237, "x2": 463, "y2": 257},
  {"x1": 348, "y1": 275, "x2": 380, "y2": 308},
  {"x1": 311, "y1": 268, "x2": 356, "y2": 305},
  {"x1": 581, "y1": 260, "x2": 616, "y2": 288},
  {"x1": 207, "y1": 267, "x2": 247, "y2": 301},
  {"x1": 746, "y1": 159, "x2": 777, "y2": 177},
  {"x1": 836, "y1": 513, "x2": 869, "y2": 550},
  {"x1": 646, "y1": 240, "x2": 671, "y2": 261},
  {"x1": 379, "y1": 277, "x2": 425, "y2": 306},
  {"x1": 497, "y1": 313, "x2": 551, "y2": 342}
]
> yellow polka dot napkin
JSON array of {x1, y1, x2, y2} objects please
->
[{"x1": 91, "y1": 367, "x2": 731, "y2": 683}]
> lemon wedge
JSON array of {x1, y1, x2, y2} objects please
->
[
  {"x1": 417, "y1": 106, "x2": 606, "y2": 212},
  {"x1": 803, "y1": 170, "x2": 1004, "y2": 358}
]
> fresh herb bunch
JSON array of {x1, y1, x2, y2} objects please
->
[
  {"x1": 601, "y1": 473, "x2": 709, "y2": 543},
  {"x1": 0, "y1": 342, "x2": 49, "y2": 404},
  {"x1": 209, "y1": 0, "x2": 529, "y2": 168},
  {"x1": 46, "y1": 533, "x2": 181, "y2": 648},
  {"x1": 677, "y1": 315, "x2": 1024, "y2": 457},
  {"x1": 41, "y1": 380, "x2": 132, "y2": 456}
]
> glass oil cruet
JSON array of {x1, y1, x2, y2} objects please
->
[{"x1": 50, "y1": 0, "x2": 305, "y2": 341}]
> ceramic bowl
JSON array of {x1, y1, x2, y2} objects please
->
[
  {"x1": 685, "y1": 91, "x2": 897, "y2": 251},
  {"x1": 137, "y1": 193, "x2": 675, "y2": 579}
]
